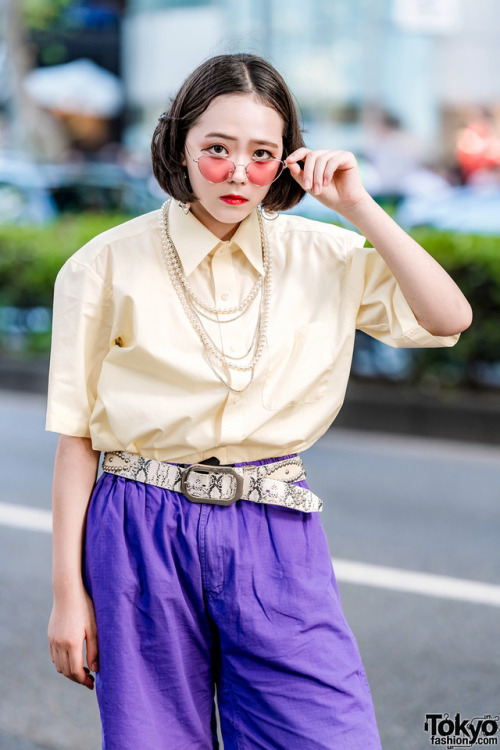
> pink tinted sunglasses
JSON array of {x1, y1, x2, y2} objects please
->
[{"x1": 184, "y1": 145, "x2": 288, "y2": 187}]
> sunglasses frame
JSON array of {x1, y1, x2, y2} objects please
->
[{"x1": 184, "y1": 144, "x2": 289, "y2": 186}]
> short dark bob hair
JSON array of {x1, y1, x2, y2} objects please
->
[{"x1": 151, "y1": 53, "x2": 306, "y2": 212}]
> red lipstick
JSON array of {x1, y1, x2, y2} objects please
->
[{"x1": 220, "y1": 195, "x2": 248, "y2": 205}]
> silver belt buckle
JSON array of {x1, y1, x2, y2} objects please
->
[{"x1": 180, "y1": 464, "x2": 243, "y2": 506}]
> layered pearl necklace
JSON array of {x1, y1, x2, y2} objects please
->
[{"x1": 160, "y1": 199, "x2": 272, "y2": 392}]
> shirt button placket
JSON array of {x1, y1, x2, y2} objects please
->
[{"x1": 212, "y1": 243, "x2": 236, "y2": 358}]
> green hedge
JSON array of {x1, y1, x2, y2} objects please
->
[
  {"x1": 402, "y1": 230, "x2": 500, "y2": 389},
  {"x1": 0, "y1": 213, "x2": 133, "y2": 353},
  {"x1": 0, "y1": 215, "x2": 499, "y2": 389},
  {"x1": 0, "y1": 213, "x2": 132, "y2": 308}
]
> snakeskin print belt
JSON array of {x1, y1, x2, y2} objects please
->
[{"x1": 102, "y1": 451, "x2": 323, "y2": 513}]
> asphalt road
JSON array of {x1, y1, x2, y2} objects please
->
[{"x1": 0, "y1": 390, "x2": 499, "y2": 750}]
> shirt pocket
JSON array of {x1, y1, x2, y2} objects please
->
[{"x1": 262, "y1": 321, "x2": 334, "y2": 411}]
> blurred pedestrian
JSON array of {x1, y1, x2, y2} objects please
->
[
  {"x1": 455, "y1": 107, "x2": 500, "y2": 184},
  {"x1": 46, "y1": 53, "x2": 471, "y2": 750},
  {"x1": 363, "y1": 109, "x2": 425, "y2": 198}
]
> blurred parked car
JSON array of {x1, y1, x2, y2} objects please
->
[
  {"x1": 40, "y1": 161, "x2": 162, "y2": 215},
  {"x1": 0, "y1": 151, "x2": 57, "y2": 224},
  {"x1": 0, "y1": 152, "x2": 164, "y2": 224},
  {"x1": 395, "y1": 184, "x2": 500, "y2": 234}
]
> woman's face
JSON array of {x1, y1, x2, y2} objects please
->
[{"x1": 182, "y1": 93, "x2": 284, "y2": 240}]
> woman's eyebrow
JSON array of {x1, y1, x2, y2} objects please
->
[{"x1": 204, "y1": 132, "x2": 280, "y2": 148}]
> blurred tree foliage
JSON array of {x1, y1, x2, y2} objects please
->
[{"x1": 22, "y1": 0, "x2": 74, "y2": 31}]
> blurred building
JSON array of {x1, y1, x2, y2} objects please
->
[
  {"x1": 0, "y1": 0, "x2": 126, "y2": 156},
  {"x1": 123, "y1": 0, "x2": 500, "y2": 172},
  {"x1": 2, "y1": 0, "x2": 500, "y2": 172}
]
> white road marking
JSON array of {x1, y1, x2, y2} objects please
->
[
  {"x1": 1, "y1": 502, "x2": 499, "y2": 608},
  {"x1": 0, "y1": 502, "x2": 52, "y2": 533},
  {"x1": 333, "y1": 557, "x2": 500, "y2": 607}
]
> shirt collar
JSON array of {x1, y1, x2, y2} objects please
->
[{"x1": 167, "y1": 199, "x2": 264, "y2": 277}]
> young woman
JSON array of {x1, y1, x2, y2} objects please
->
[{"x1": 46, "y1": 53, "x2": 471, "y2": 750}]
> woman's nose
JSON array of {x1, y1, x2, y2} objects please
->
[{"x1": 229, "y1": 163, "x2": 248, "y2": 183}]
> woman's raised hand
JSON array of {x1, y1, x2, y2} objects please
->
[
  {"x1": 286, "y1": 148, "x2": 370, "y2": 215},
  {"x1": 48, "y1": 585, "x2": 99, "y2": 690}
]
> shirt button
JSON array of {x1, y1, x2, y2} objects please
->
[{"x1": 221, "y1": 292, "x2": 229, "y2": 301}]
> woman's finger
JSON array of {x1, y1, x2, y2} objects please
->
[
  {"x1": 288, "y1": 160, "x2": 305, "y2": 186},
  {"x1": 303, "y1": 150, "x2": 331, "y2": 191},
  {"x1": 51, "y1": 648, "x2": 61, "y2": 673},
  {"x1": 285, "y1": 147, "x2": 311, "y2": 164},
  {"x1": 325, "y1": 151, "x2": 358, "y2": 184},
  {"x1": 55, "y1": 645, "x2": 70, "y2": 677},
  {"x1": 286, "y1": 148, "x2": 350, "y2": 192},
  {"x1": 82, "y1": 666, "x2": 95, "y2": 689},
  {"x1": 86, "y1": 627, "x2": 99, "y2": 673},
  {"x1": 67, "y1": 643, "x2": 95, "y2": 689},
  {"x1": 286, "y1": 149, "x2": 310, "y2": 187},
  {"x1": 52, "y1": 640, "x2": 94, "y2": 689},
  {"x1": 48, "y1": 640, "x2": 55, "y2": 665},
  {"x1": 302, "y1": 152, "x2": 317, "y2": 191},
  {"x1": 320, "y1": 151, "x2": 347, "y2": 186},
  {"x1": 322, "y1": 156, "x2": 340, "y2": 186},
  {"x1": 311, "y1": 152, "x2": 334, "y2": 193}
]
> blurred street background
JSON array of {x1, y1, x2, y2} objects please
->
[{"x1": 0, "y1": 0, "x2": 499, "y2": 748}]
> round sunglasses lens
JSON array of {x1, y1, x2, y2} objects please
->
[
  {"x1": 197, "y1": 155, "x2": 233, "y2": 183},
  {"x1": 247, "y1": 160, "x2": 283, "y2": 186}
]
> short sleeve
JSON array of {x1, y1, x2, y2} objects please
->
[
  {"x1": 349, "y1": 242, "x2": 460, "y2": 349},
  {"x1": 45, "y1": 258, "x2": 113, "y2": 437}
]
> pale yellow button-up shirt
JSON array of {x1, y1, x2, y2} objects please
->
[{"x1": 45, "y1": 199, "x2": 459, "y2": 464}]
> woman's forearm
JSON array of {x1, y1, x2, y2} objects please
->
[
  {"x1": 51, "y1": 435, "x2": 100, "y2": 598},
  {"x1": 342, "y1": 195, "x2": 473, "y2": 336}
]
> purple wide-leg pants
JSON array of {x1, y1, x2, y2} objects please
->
[{"x1": 82, "y1": 453, "x2": 382, "y2": 750}]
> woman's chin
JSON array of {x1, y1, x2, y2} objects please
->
[{"x1": 193, "y1": 198, "x2": 255, "y2": 225}]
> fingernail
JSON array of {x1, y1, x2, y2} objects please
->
[
  {"x1": 314, "y1": 184, "x2": 320, "y2": 193},
  {"x1": 92, "y1": 662, "x2": 98, "y2": 671},
  {"x1": 304, "y1": 180, "x2": 311, "y2": 189}
]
